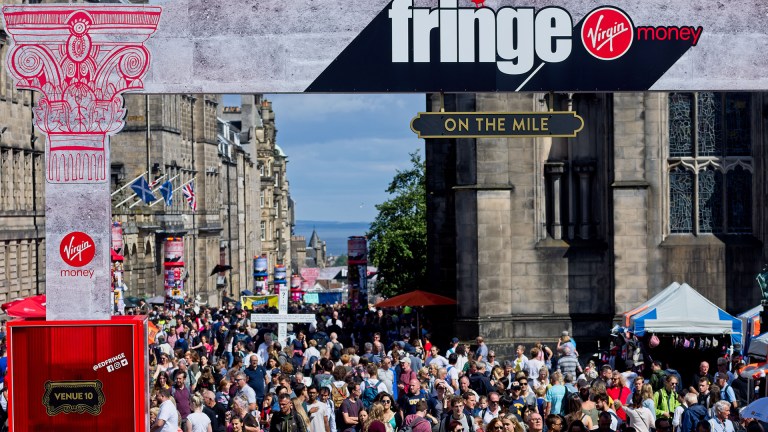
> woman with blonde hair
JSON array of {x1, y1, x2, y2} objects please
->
[
  {"x1": 503, "y1": 415, "x2": 525, "y2": 432},
  {"x1": 640, "y1": 384, "x2": 656, "y2": 421},
  {"x1": 532, "y1": 366, "x2": 550, "y2": 390},
  {"x1": 187, "y1": 393, "x2": 212, "y2": 432},
  {"x1": 293, "y1": 397, "x2": 311, "y2": 430},
  {"x1": 364, "y1": 402, "x2": 388, "y2": 432}
]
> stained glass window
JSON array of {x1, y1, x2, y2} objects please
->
[
  {"x1": 725, "y1": 93, "x2": 751, "y2": 156},
  {"x1": 727, "y1": 167, "x2": 752, "y2": 233},
  {"x1": 668, "y1": 93, "x2": 753, "y2": 235},
  {"x1": 669, "y1": 93, "x2": 693, "y2": 157},
  {"x1": 697, "y1": 92, "x2": 722, "y2": 156},
  {"x1": 670, "y1": 167, "x2": 693, "y2": 233},
  {"x1": 698, "y1": 167, "x2": 723, "y2": 233}
]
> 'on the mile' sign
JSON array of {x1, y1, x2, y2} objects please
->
[{"x1": 410, "y1": 112, "x2": 584, "y2": 139}]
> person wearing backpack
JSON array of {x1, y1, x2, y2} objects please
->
[
  {"x1": 362, "y1": 364, "x2": 387, "y2": 409},
  {"x1": 595, "y1": 393, "x2": 622, "y2": 431},
  {"x1": 714, "y1": 373, "x2": 738, "y2": 410},
  {"x1": 330, "y1": 367, "x2": 350, "y2": 411},
  {"x1": 402, "y1": 400, "x2": 433, "y2": 432}
]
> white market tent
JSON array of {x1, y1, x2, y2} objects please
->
[
  {"x1": 748, "y1": 332, "x2": 768, "y2": 358},
  {"x1": 627, "y1": 282, "x2": 742, "y2": 346}
]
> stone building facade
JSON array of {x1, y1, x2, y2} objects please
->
[
  {"x1": 254, "y1": 100, "x2": 294, "y2": 287},
  {"x1": 427, "y1": 92, "x2": 766, "y2": 354}
]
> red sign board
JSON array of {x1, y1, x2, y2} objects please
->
[
  {"x1": 59, "y1": 232, "x2": 95, "y2": 267},
  {"x1": 7, "y1": 316, "x2": 149, "y2": 431}
]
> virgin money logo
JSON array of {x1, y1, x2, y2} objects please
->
[
  {"x1": 60, "y1": 232, "x2": 95, "y2": 267},
  {"x1": 581, "y1": 6, "x2": 634, "y2": 60}
]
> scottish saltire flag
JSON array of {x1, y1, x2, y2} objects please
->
[
  {"x1": 182, "y1": 182, "x2": 197, "y2": 211},
  {"x1": 158, "y1": 180, "x2": 173, "y2": 206},
  {"x1": 130, "y1": 177, "x2": 156, "y2": 204}
]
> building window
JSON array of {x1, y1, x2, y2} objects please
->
[
  {"x1": 260, "y1": 191, "x2": 264, "y2": 208},
  {"x1": 260, "y1": 221, "x2": 266, "y2": 241},
  {"x1": 668, "y1": 92, "x2": 753, "y2": 235}
]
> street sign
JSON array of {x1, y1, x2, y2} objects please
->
[
  {"x1": 250, "y1": 288, "x2": 316, "y2": 345},
  {"x1": 410, "y1": 112, "x2": 584, "y2": 139},
  {"x1": 249, "y1": 314, "x2": 316, "y2": 324}
]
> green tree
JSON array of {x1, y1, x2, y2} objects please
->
[
  {"x1": 367, "y1": 151, "x2": 426, "y2": 298},
  {"x1": 333, "y1": 254, "x2": 348, "y2": 267}
]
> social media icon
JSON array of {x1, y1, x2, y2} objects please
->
[{"x1": 106, "y1": 364, "x2": 114, "y2": 372}]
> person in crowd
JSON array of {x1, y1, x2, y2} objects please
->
[
  {"x1": 187, "y1": 393, "x2": 213, "y2": 432},
  {"x1": 202, "y1": 389, "x2": 227, "y2": 432},
  {"x1": 479, "y1": 391, "x2": 502, "y2": 426},
  {"x1": 564, "y1": 391, "x2": 594, "y2": 430},
  {"x1": 340, "y1": 382, "x2": 365, "y2": 432},
  {"x1": 595, "y1": 412, "x2": 616, "y2": 432},
  {"x1": 707, "y1": 401, "x2": 734, "y2": 432},
  {"x1": 615, "y1": 393, "x2": 655, "y2": 432},
  {"x1": 440, "y1": 396, "x2": 475, "y2": 432},
  {"x1": 306, "y1": 385, "x2": 330, "y2": 432},
  {"x1": 546, "y1": 414, "x2": 565, "y2": 432},
  {"x1": 398, "y1": 378, "x2": 429, "y2": 418},
  {"x1": 270, "y1": 393, "x2": 307, "y2": 432},
  {"x1": 714, "y1": 373, "x2": 737, "y2": 410},
  {"x1": 654, "y1": 375, "x2": 680, "y2": 420},
  {"x1": 152, "y1": 388, "x2": 179, "y2": 432},
  {"x1": 690, "y1": 362, "x2": 713, "y2": 392},
  {"x1": 403, "y1": 400, "x2": 433, "y2": 432},
  {"x1": 527, "y1": 413, "x2": 544, "y2": 432},
  {"x1": 680, "y1": 392, "x2": 708, "y2": 432},
  {"x1": 373, "y1": 392, "x2": 399, "y2": 432},
  {"x1": 545, "y1": 371, "x2": 567, "y2": 417},
  {"x1": 607, "y1": 371, "x2": 632, "y2": 422},
  {"x1": 568, "y1": 421, "x2": 588, "y2": 432}
]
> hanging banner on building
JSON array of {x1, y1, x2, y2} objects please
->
[
  {"x1": 111, "y1": 222, "x2": 123, "y2": 255},
  {"x1": 164, "y1": 237, "x2": 184, "y2": 264},
  {"x1": 131, "y1": 0, "x2": 768, "y2": 93},
  {"x1": 348, "y1": 237, "x2": 368, "y2": 265},
  {"x1": 241, "y1": 295, "x2": 279, "y2": 310}
]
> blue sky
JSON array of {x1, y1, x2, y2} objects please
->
[{"x1": 224, "y1": 94, "x2": 425, "y2": 223}]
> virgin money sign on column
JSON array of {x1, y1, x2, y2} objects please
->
[
  {"x1": 59, "y1": 232, "x2": 96, "y2": 278},
  {"x1": 137, "y1": 0, "x2": 767, "y2": 93}
]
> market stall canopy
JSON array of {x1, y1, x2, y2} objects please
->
[
  {"x1": 748, "y1": 332, "x2": 768, "y2": 358},
  {"x1": 629, "y1": 282, "x2": 741, "y2": 345},
  {"x1": 623, "y1": 282, "x2": 682, "y2": 326},
  {"x1": 375, "y1": 290, "x2": 456, "y2": 307}
]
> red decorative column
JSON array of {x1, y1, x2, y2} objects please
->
[{"x1": 3, "y1": 5, "x2": 161, "y2": 320}]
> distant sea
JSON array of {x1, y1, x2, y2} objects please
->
[{"x1": 294, "y1": 220, "x2": 371, "y2": 256}]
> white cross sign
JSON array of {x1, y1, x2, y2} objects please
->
[{"x1": 251, "y1": 289, "x2": 316, "y2": 346}]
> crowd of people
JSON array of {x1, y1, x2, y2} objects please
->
[{"x1": 140, "y1": 301, "x2": 768, "y2": 432}]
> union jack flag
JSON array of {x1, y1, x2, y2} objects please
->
[{"x1": 182, "y1": 182, "x2": 197, "y2": 211}]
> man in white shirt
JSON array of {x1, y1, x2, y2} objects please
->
[
  {"x1": 304, "y1": 339, "x2": 322, "y2": 371},
  {"x1": 326, "y1": 310, "x2": 343, "y2": 329},
  {"x1": 257, "y1": 333, "x2": 273, "y2": 364},
  {"x1": 151, "y1": 388, "x2": 179, "y2": 432},
  {"x1": 427, "y1": 346, "x2": 449, "y2": 369},
  {"x1": 307, "y1": 385, "x2": 330, "y2": 432}
]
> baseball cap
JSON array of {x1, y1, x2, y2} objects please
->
[
  {"x1": 451, "y1": 337, "x2": 460, "y2": 344},
  {"x1": 400, "y1": 357, "x2": 411, "y2": 364},
  {"x1": 503, "y1": 360, "x2": 513, "y2": 368}
]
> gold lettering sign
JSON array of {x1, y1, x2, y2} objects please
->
[
  {"x1": 43, "y1": 381, "x2": 105, "y2": 416},
  {"x1": 410, "y1": 112, "x2": 584, "y2": 139}
]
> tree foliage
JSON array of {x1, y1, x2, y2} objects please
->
[
  {"x1": 333, "y1": 254, "x2": 348, "y2": 267},
  {"x1": 367, "y1": 151, "x2": 426, "y2": 298}
]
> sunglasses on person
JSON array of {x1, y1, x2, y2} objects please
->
[{"x1": 494, "y1": 426, "x2": 505, "y2": 430}]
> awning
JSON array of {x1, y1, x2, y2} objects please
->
[{"x1": 629, "y1": 282, "x2": 742, "y2": 346}]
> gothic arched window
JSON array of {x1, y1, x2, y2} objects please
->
[{"x1": 668, "y1": 92, "x2": 753, "y2": 235}]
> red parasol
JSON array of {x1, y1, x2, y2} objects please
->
[
  {"x1": 2, "y1": 294, "x2": 46, "y2": 318},
  {"x1": 375, "y1": 290, "x2": 456, "y2": 308}
]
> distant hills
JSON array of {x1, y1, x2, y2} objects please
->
[{"x1": 294, "y1": 220, "x2": 371, "y2": 256}]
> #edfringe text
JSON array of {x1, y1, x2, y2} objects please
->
[{"x1": 93, "y1": 352, "x2": 128, "y2": 373}]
